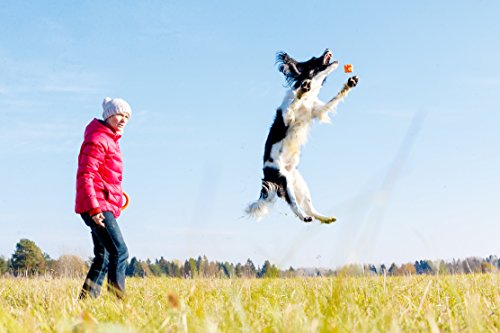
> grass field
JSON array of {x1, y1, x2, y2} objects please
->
[{"x1": 0, "y1": 274, "x2": 498, "y2": 332}]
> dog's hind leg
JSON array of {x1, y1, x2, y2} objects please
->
[
  {"x1": 282, "y1": 175, "x2": 313, "y2": 223},
  {"x1": 285, "y1": 188, "x2": 313, "y2": 222},
  {"x1": 293, "y1": 170, "x2": 336, "y2": 224}
]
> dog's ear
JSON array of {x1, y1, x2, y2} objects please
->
[{"x1": 276, "y1": 51, "x2": 301, "y2": 78}]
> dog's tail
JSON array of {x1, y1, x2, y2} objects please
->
[
  {"x1": 245, "y1": 182, "x2": 278, "y2": 220},
  {"x1": 246, "y1": 199, "x2": 270, "y2": 219}
]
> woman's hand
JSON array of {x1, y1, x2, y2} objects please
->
[{"x1": 92, "y1": 213, "x2": 105, "y2": 227}]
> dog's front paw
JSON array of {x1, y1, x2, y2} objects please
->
[
  {"x1": 300, "y1": 79, "x2": 311, "y2": 92},
  {"x1": 347, "y1": 76, "x2": 359, "y2": 88},
  {"x1": 303, "y1": 216, "x2": 313, "y2": 223}
]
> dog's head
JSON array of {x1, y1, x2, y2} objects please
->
[{"x1": 276, "y1": 49, "x2": 338, "y2": 92}]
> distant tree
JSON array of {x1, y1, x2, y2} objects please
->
[
  {"x1": 450, "y1": 259, "x2": 464, "y2": 274},
  {"x1": 11, "y1": 239, "x2": 47, "y2": 276},
  {"x1": 149, "y1": 260, "x2": 164, "y2": 276},
  {"x1": 379, "y1": 264, "x2": 387, "y2": 276},
  {"x1": 189, "y1": 258, "x2": 198, "y2": 277},
  {"x1": 168, "y1": 260, "x2": 182, "y2": 277},
  {"x1": 463, "y1": 257, "x2": 482, "y2": 274},
  {"x1": 241, "y1": 259, "x2": 257, "y2": 278},
  {"x1": 258, "y1": 263, "x2": 266, "y2": 278},
  {"x1": 0, "y1": 256, "x2": 8, "y2": 275},
  {"x1": 486, "y1": 255, "x2": 498, "y2": 265},
  {"x1": 220, "y1": 262, "x2": 235, "y2": 278},
  {"x1": 425, "y1": 260, "x2": 436, "y2": 274},
  {"x1": 44, "y1": 252, "x2": 53, "y2": 270},
  {"x1": 207, "y1": 262, "x2": 220, "y2": 278},
  {"x1": 196, "y1": 256, "x2": 203, "y2": 273},
  {"x1": 399, "y1": 263, "x2": 416, "y2": 276},
  {"x1": 156, "y1": 256, "x2": 177, "y2": 276},
  {"x1": 183, "y1": 260, "x2": 190, "y2": 278},
  {"x1": 415, "y1": 260, "x2": 435, "y2": 275},
  {"x1": 126, "y1": 257, "x2": 142, "y2": 277},
  {"x1": 153, "y1": 256, "x2": 178, "y2": 277},
  {"x1": 50, "y1": 255, "x2": 88, "y2": 278},
  {"x1": 140, "y1": 261, "x2": 153, "y2": 277},
  {"x1": 283, "y1": 266, "x2": 297, "y2": 278},
  {"x1": 481, "y1": 262, "x2": 496, "y2": 273},
  {"x1": 359, "y1": 264, "x2": 377, "y2": 276},
  {"x1": 155, "y1": 257, "x2": 167, "y2": 273},
  {"x1": 485, "y1": 255, "x2": 499, "y2": 270},
  {"x1": 126, "y1": 257, "x2": 154, "y2": 277},
  {"x1": 259, "y1": 260, "x2": 280, "y2": 278},
  {"x1": 435, "y1": 260, "x2": 450, "y2": 275},
  {"x1": 197, "y1": 255, "x2": 209, "y2": 277},
  {"x1": 126, "y1": 257, "x2": 136, "y2": 276},
  {"x1": 184, "y1": 258, "x2": 198, "y2": 278},
  {"x1": 206, "y1": 261, "x2": 220, "y2": 277},
  {"x1": 235, "y1": 263, "x2": 243, "y2": 277},
  {"x1": 388, "y1": 263, "x2": 398, "y2": 276},
  {"x1": 339, "y1": 264, "x2": 364, "y2": 276},
  {"x1": 257, "y1": 261, "x2": 267, "y2": 278},
  {"x1": 415, "y1": 261, "x2": 422, "y2": 274}
]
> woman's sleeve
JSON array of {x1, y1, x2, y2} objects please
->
[{"x1": 76, "y1": 140, "x2": 106, "y2": 213}]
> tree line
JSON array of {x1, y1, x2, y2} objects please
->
[{"x1": 1, "y1": 239, "x2": 499, "y2": 278}]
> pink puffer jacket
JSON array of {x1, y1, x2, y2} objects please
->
[{"x1": 75, "y1": 119, "x2": 124, "y2": 218}]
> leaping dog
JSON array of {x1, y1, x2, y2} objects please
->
[{"x1": 246, "y1": 49, "x2": 359, "y2": 223}]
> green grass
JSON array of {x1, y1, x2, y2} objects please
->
[{"x1": 0, "y1": 274, "x2": 498, "y2": 332}]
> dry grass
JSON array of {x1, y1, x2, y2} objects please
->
[{"x1": 0, "y1": 274, "x2": 498, "y2": 332}]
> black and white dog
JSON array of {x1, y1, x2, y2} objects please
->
[{"x1": 246, "y1": 49, "x2": 359, "y2": 223}]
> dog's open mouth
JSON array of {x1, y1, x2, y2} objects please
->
[{"x1": 323, "y1": 50, "x2": 333, "y2": 65}]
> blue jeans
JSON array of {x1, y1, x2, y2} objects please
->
[{"x1": 80, "y1": 211, "x2": 129, "y2": 299}]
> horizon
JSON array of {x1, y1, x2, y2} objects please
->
[{"x1": 2, "y1": 236, "x2": 498, "y2": 271}]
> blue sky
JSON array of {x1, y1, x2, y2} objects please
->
[{"x1": 1, "y1": 1, "x2": 499, "y2": 269}]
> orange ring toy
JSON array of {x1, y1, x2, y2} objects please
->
[{"x1": 121, "y1": 191, "x2": 130, "y2": 211}]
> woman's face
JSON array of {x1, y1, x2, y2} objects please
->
[{"x1": 106, "y1": 113, "x2": 130, "y2": 134}]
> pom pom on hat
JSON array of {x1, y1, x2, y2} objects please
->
[{"x1": 102, "y1": 97, "x2": 132, "y2": 120}]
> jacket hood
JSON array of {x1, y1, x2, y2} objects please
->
[{"x1": 84, "y1": 118, "x2": 121, "y2": 141}]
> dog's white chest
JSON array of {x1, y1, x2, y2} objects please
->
[
  {"x1": 270, "y1": 117, "x2": 310, "y2": 170},
  {"x1": 270, "y1": 92, "x2": 314, "y2": 169},
  {"x1": 283, "y1": 120, "x2": 310, "y2": 153}
]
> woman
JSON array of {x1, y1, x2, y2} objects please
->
[{"x1": 75, "y1": 97, "x2": 131, "y2": 299}]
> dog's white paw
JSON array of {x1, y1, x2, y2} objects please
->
[
  {"x1": 316, "y1": 216, "x2": 337, "y2": 224},
  {"x1": 347, "y1": 76, "x2": 359, "y2": 88}
]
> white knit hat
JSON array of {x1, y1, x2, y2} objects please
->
[{"x1": 102, "y1": 97, "x2": 132, "y2": 120}]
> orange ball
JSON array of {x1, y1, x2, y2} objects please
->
[{"x1": 344, "y1": 64, "x2": 353, "y2": 73}]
